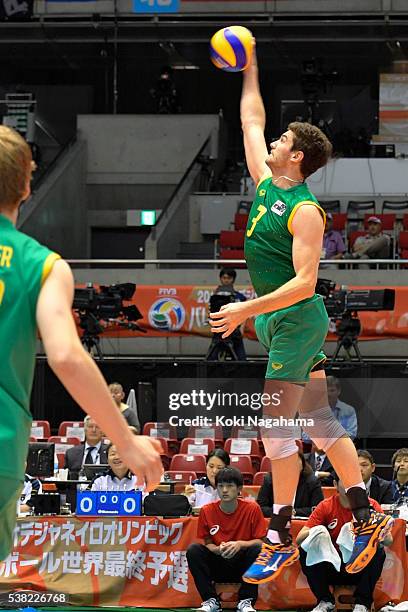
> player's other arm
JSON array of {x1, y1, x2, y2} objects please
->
[
  {"x1": 240, "y1": 44, "x2": 271, "y2": 185},
  {"x1": 245, "y1": 205, "x2": 323, "y2": 314},
  {"x1": 36, "y1": 259, "x2": 163, "y2": 490}
]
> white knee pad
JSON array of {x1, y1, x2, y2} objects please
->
[
  {"x1": 301, "y1": 405, "x2": 347, "y2": 452},
  {"x1": 262, "y1": 436, "x2": 299, "y2": 460}
]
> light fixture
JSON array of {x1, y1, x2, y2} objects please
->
[{"x1": 159, "y1": 42, "x2": 200, "y2": 71}]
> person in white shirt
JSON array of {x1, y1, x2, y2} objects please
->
[
  {"x1": 326, "y1": 376, "x2": 358, "y2": 440},
  {"x1": 91, "y1": 443, "x2": 145, "y2": 494},
  {"x1": 184, "y1": 449, "x2": 230, "y2": 508}
]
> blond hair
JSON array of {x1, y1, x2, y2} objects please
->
[{"x1": 0, "y1": 126, "x2": 32, "y2": 211}]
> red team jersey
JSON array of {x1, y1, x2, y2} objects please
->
[
  {"x1": 198, "y1": 499, "x2": 267, "y2": 545},
  {"x1": 307, "y1": 494, "x2": 382, "y2": 544}
]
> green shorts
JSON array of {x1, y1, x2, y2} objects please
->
[
  {"x1": 0, "y1": 476, "x2": 23, "y2": 561},
  {"x1": 255, "y1": 294, "x2": 329, "y2": 383}
]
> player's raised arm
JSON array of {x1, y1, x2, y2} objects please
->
[
  {"x1": 36, "y1": 259, "x2": 163, "y2": 490},
  {"x1": 240, "y1": 43, "x2": 271, "y2": 185}
]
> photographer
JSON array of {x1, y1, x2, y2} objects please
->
[{"x1": 207, "y1": 268, "x2": 247, "y2": 361}]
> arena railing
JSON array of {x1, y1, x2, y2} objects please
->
[{"x1": 67, "y1": 259, "x2": 408, "y2": 269}]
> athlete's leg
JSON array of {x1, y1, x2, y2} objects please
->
[{"x1": 298, "y1": 369, "x2": 363, "y2": 491}]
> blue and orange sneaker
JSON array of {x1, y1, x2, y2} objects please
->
[
  {"x1": 243, "y1": 542, "x2": 299, "y2": 584},
  {"x1": 345, "y1": 512, "x2": 394, "y2": 574}
]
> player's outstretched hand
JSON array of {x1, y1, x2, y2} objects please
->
[
  {"x1": 115, "y1": 436, "x2": 164, "y2": 491},
  {"x1": 209, "y1": 301, "x2": 249, "y2": 338}
]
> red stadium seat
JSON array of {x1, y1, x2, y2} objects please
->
[
  {"x1": 219, "y1": 230, "x2": 245, "y2": 249},
  {"x1": 322, "y1": 486, "x2": 336, "y2": 498},
  {"x1": 48, "y1": 436, "x2": 81, "y2": 454},
  {"x1": 230, "y1": 425, "x2": 260, "y2": 440},
  {"x1": 402, "y1": 214, "x2": 408, "y2": 230},
  {"x1": 224, "y1": 438, "x2": 261, "y2": 456},
  {"x1": 260, "y1": 456, "x2": 271, "y2": 472},
  {"x1": 253, "y1": 471, "x2": 268, "y2": 486},
  {"x1": 187, "y1": 426, "x2": 224, "y2": 447},
  {"x1": 364, "y1": 213, "x2": 396, "y2": 231},
  {"x1": 29, "y1": 436, "x2": 37, "y2": 442},
  {"x1": 179, "y1": 438, "x2": 215, "y2": 455},
  {"x1": 219, "y1": 249, "x2": 246, "y2": 268},
  {"x1": 165, "y1": 470, "x2": 197, "y2": 484},
  {"x1": 331, "y1": 213, "x2": 347, "y2": 232},
  {"x1": 170, "y1": 454, "x2": 207, "y2": 477},
  {"x1": 234, "y1": 213, "x2": 249, "y2": 231},
  {"x1": 58, "y1": 421, "x2": 84, "y2": 440},
  {"x1": 31, "y1": 420, "x2": 51, "y2": 439},
  {"x1": 229, "y1": 455, "x2": 254, "y2": 484},
  {"x1": 143, "y1": 422, "x2": 180, "y2": 454},
  {"x1": 56, "y1": 453, "x2": 65, "y2": 469}
]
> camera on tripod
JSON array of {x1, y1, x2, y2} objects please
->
[
  {"x1": 206, "y1": 287, "x2": 243, "y2": 361},
  {"x1": 73, "y1": 283, "x2": 144, "y2": 358},
  {"x1": 316, "y1": 278, "x2": 395, "y2": 362}
]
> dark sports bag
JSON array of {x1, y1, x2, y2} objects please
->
[{"x1": 143, "y1": 491, "x2": 192, "y2": 517}]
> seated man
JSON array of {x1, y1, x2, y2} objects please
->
[
  {"x1": 257, "y1": 450, "x2": 323, "y2": 517},
  {"x1": 64, "y1": 415, "x2": 109, "y2": 477},
  {"x1": 187, "y1": 467, "x2": 266, "y2": 612},
  {"x1": 305, "y1": 443, "x2": 335, "y2": 486},
  {"x1": 391, "y1": 447, "x2": 408, "y2": 505},
  {"x1": 296, "y1": 476, "x2": 393, "y2": 612},
  {"x1": 358, "y1": 450, "x2": 393, "y2": 505},
  {"x1": 322, "y1": 213, "x2": 345, "y2": 260},
  {"x1": 91, "y1": 443, "x2": 145, "y2": 493},
  {"x1": 19, "y1": 472, "x2": 42, "y2": 514},
  {"x1": 352, "y1": 216, "x2": 391, "y2": 260},
  {"x1": 327, "y1": 376, "x2": 358, "y2": 440}
]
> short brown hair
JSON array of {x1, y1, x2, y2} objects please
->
[
  {"x1": 288, "y1": 121, "x2": 333, "y2": 178},
  {"x1": 0, "y1": 126, "x2": 32, "y2": 211}
]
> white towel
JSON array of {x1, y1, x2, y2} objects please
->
[
  {"x1": 301, "y1": 525, "x2": 342, "y2": 571},
  {"x1": 380, "y1": 603, "x2": 408, "y2": 612},
  {"x1": 336, "y1": 521, "x2": 354, "y2": 563}
]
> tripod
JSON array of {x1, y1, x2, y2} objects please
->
[
  {"x1": 330, "y1": 312, "x2": 363, "y2": 364},
  {"x1": 206, "y1": 334, "x2": 238, "y2": 361},
  {"x1": 78, "y1": 312, "x2": 104, "y2": 359}
]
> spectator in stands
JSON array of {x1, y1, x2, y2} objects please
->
[
  {"x1": 296, "y1": 476, "x2": 393, "y2": 612},
  {"x1": 109, "y1": 382, "x2": 140, "y2": 431},
  {"x1": 357, "y1": 450, "x2": 393, "y2": 505},
  {"x1": 64, "y1": 415, "x2": 109, "y2": 476},
  {"x1": 352, "y1": 216, "x2": 391, "y2": 260},
  {"x1": 257, "y1": 450, "x2": 323, "y2": 517},
  {"x1": 150, "y1": 65, "x2": 180, "y2": 114},
  {"x1": 19, "y1": 469, "x2": 42, "y2": 514},
  {"x1": 305, "y1": 443, "x2": 336, "y2": 486},
  {"x1": 207, "y1": 268, "x2": 247, "y2": 361},
  {"x1": 91, "y1": 443, "x2": 145, "y2": 493},
  {"x1": 327, "y1": 376, "x2": 358, "y2": 439},
  {"x1": 187, "y1": 467, "x2": 266, "y2": 612},
  {"x1": 184, "y1": 449, "x2": 230, "y2": 508},
  {"x1": 322, "y1": 213, "x2": 345, "y2": 260},
  {"x1": 391, "y1": 448, "x2": 408, "y2": 505}
]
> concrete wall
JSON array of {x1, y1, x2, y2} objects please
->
[{"x1": 19, "y1": 140, "x2": 88, "y2": 258}]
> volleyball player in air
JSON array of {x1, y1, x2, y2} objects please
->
[
  {"x1": 210, "y1": 43, "x2": 392, "y2": 583},
  {"x1": 0, "y1": 126, "x2": 163, "y2": 560}
]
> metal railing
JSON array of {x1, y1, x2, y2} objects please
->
[{"x1": 67, "y1": 258, "x2": 408, "y2": 268}]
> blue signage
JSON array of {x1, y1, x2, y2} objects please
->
[
  {"x1": 133, "y1": 0, "x2": 180, "y2": 13},
  {"x1": 76, "y1": 491, "x2": 142, "y2": 516}
]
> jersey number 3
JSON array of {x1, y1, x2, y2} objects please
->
[
  {"x1": 246, "y1": 204, "x2": 267, "y2": 238},
  {"x1": 0, "y1": 280, "x2": 4, "y2": 306}
]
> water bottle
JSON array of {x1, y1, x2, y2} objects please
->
[{"x1": 54, "y1": 455, "x2": 59, "y2": 478}]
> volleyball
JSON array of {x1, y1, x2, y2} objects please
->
[{"x1": 210, "y1": 26, "x2": 253, "y2": 72}]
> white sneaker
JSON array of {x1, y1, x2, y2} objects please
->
[
  {"x1": 237, "y1": 598, "x2": 256, "y2": 612},
  {"x1": 310, "y1": 602, "x2": 336, "y2": 612},
  {"x1": 197, "y1": 598, "x2": 222, "y2": 612},
  {"x1": 353, "y1": 605, "x2": 369, "y2": 612}
]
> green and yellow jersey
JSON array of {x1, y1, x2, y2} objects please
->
[
  {"x1": 244, "y1": 175, "x2": 325, "y2": 298},
  {"x1": 0, "y1": 213, "x2": 60, "y2": 481}
]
